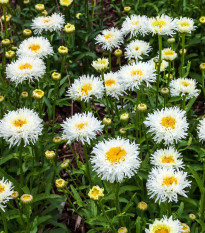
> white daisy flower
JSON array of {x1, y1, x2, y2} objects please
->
[
  {"x1": 95, "y1": 27, "x2": 124, "y2": 50},
  {"x1": 162, "y1": 48, "x2": 177, "y2": 61},
  {"x1": 104, "y1": 71, "x2": 125, "y2": 99},
  {"x1": 177, "y1": 17, "x2": 196, "y2": 34},
  {"x1": 67, "y1": 75, "x2": 104, "y2": 102},
  {"x1": 125, "y1": 39, "x2": 152, "y2": 60},
  {"x1": 169, "y1": 78, "x2": 199, "y2": 100},
  {"x1": 0, "y1": 108, "x2": 43, "y2": 147},
  {"x1": 6, "y1": 56, "x2": 46, "y2": 85},
  {"x1": 90, "y1": 137, "x2": 141, "y2": 183},
  {"x1": 91, "y1": 58, "x2": 109, "y2": 72},
  {"x1": 150, "y1": 57, "x2": 169, "y2": 72},
  {"x1": 197, "y1": 118, "x2": 205, "y2": 142},
  {"x1": 31, "y1": 13, "x2": 65, "y2": 34},
  {"x1": 144, "y1": 107, "x2": 188, "y2": 145},
  {"x1": 61, "y1": 112, "x2": 103, "y2": 145},
  {"x1": 118, "y1": 62, "x2": 156, "y2": 91},
  {"x1": 147, "y1": 14, "x2": 177, "y2": 36},
  {"x1": 0, "y1": 178, "x2": 13, "y2": 212},
  {"x1": 17, "y1": 36, "x2": 54, "y2": 58},
  {"x1": 147, "y1": 167, "x2": 191, "y2": 203},
  {"x1": 150, "y1": 147, "x2": 184, "y2": 169},
  {"x1": 145, "y1": 215, "x2": 183, "y2": 233},
  {"x1": 121, "y1": 15, "x2": 148, "y2": 37}
]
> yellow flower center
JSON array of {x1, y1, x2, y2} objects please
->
[
  {"x1": 19, "y1": 63, "x2": 32, "y2": 70},
  {"x1": 162, "y1": 176, "x2": 178, "y2": 186},
  {"x1": 161, "y1": 156, "x2": 175, "y2": 163},
  {"x1": 81, "y1": 83, "x2": 92, "y2": 96},
  {"x1": 91, "y1": 189, "x2": 100, "y2": 197},
  {"x1": 105, "y1": 34, "x2": 113, "y2": 40},
  {"x1": 161, "y1": 116, "x2": 176, "y2": 129},
  {"x1": 153, "y1": 224, "x2": 170, "y2": 233},
  {"x1": 152, "y1": 19, "x2": 167, "y2": 29},
  {"x1": 105, "y1": 79, "x2": 116, "y2": 86},
  {"x1": 179, "y1": 21, "x2": 190, "y2": 27},
  {"x1": 131, "y1": 69, "x2": 143, "y2": 78},
  {"x1": 76, "y1": 122, "x2": 87, "y2": 130},
  {"x1": 135, "y1": 46, "x2": 139, "y2": 51},
  {"x1": 62, "y1": 0, "x2": 71, "y2": 3},
  {"x1": 23, "y1": 194, "x2": 31, "y2": 200},
  {"x1": 132, "y1": 20, "x2": 139, "y2": 26},
  {"x1": 28, "y1": 44, "x2": 40, "y2": 52},
  {"x1": 13, "y1": 119, "x2": 27, "y2": 128},
  {"x1": 43, "y1": 18, "x2": 51, "y2": 23},
  {"x1": 0, "y1": 183, "x2": 5, "y2": 193},
  {"x1": 106, "y1": 147, "x2": 126, "y2": 164},
  {"x1": 164, "y1": 50, "x2": 174, "y2": 56},
  {"x1": 181, "y1": 80, "x2": 190, "y2": 87}
]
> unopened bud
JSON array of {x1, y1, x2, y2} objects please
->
[
  {"x1": 0, "y1": 96, "x2": 5, "y2": 102},
  {"x1": 55, "y1": 179, "x2": 66, "y2": 189},
  {"x1": 124, "y1": 6, "x2": 131, "y2": 12},
  {"x1": 20, "y1": 194, "x2": 33, "y2": 204},
  {"x1": 118, "y1": 227, "x2": 128, "y2": 233},
  {"x1": 32, "y1": 89, "x2": 44, "y2": 99},
  {"x1": 120, "y1": 112, "x2": 129, "y2": 121},
  {"x1": 21, "y1": 91, "x2": 28, "y2": 98},
  {"x1": 137, "y1": 201, "x2": 148, "y2": 211},
  {"x1": 58, "y1": 46, "x2": 68, "y2": 55},
  {"x1": 199, "y1": 16, "x2": 205, "y2": 24},
  {"x1": 51, "y1": 72, "x2": 61, "y2": 81},
  {"x1": 35, "y1": 4, "x2": 45, "y2": 12},
  {"x1": 1, "y1": 39, "x2": 10, "y2": 46},
  {"x1": 168, "y1": 38, "x2": 175, "y2": 44},
  {"x1": 11, "y1": 191, "x2": 19, "y2": 199},
  {"x1": 60, "y1": 159, "x2": 70, "y2": 169},
  {"x1": 23, "y1": 29, "x2": 32, "y2": 37},
  {"x1": 102, "y1": 117, "x2": 112, "y2": 125},
  {"x1": 137, "y1": 103, "x2": 147, "y2": 112},
  {"x1": 5, "y1": 50, "x2": 15, "y2": 59},
  {"x1": 179, "y1": 48, "x2": 187, "y2": 55},
  {"x1": 161, "y1": 87, "x2": 169, "y2": 95},
  {"x1": 45, "y1": 150, "x2": 56, "y2": 160},
  {"x1": 114, "y1": 49, "x2": 122, "y2": 57},
  {"x1": 189, "y1": 213, "x2": 196, "y2": 221},
  {"x1": 119, "y1": 128, "x2": 126, "y2": 134}
]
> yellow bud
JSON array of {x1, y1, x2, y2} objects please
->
[
  {"x1": 119, "y1": 128, "x2": 126, "y2": 134},
  {"x1": 20, "y1": 194, "x2": 33, "y2": 204},
  {"x1": 118, "y1": 227, "x2": 128, "y2": 233},
  {"x1": 42, "y1": 10, "x2": 48, "y2": 16},
  {"x1": 5, "y1": 50, "x2": 15, "y2": 59},
  {"x1": 35, "y1": 4, "x2": 45, "y2": 12},
  {"x1": 114, "y1": 49, "x2": 122, "y2": 57},
  {"x1": 179, "y1": 48, "x2": 187, "y2": 55},
  {"x1": 11, "y1": 191, "x2": 19, "y2": 199},
  {"x1": 137, "y1": 103, "x2": 147, "y2": 112},
  {"x1": 124, "y1": 6, "x2": 131, "y2": 12},
  {"x1": 180, "y1": 223, "x2": 190, "y2": 233},
  {"x1": 60, "y1": 159, "x2": 70, "y2": 169},
  {"x1": 21, "y1": 91, "x2": 28, "y2": 98},
  {"x1": 0, "y1": 96, "x2": 4, "y2": 102},
  {"x1": 53, "y1": 136, "x2": 62, "y2": 144},
  {"x1": 0, "y1": 0, "x2": 9, "y2": 5},
  {"x1": 199, "y1": 16, "x2": 205, "y2": 24},
  {"x1": 200, "y1": 63, "x2": 205, "y2": 70},
  {"x1": 23, "y1": 29, "x2": 32, "y2": 37},
  {"x1": 58, "y1": 46, "x2": 68, "y2": 55},
  {"x1": 137, "y1": 201, "x2": 148, "y2": 211},
  {"x1": 161, "y1": 87, "x2": 170, "y2": 95},
  {"x1": 55, "y1": 179, "x2": 66, "y2": 189},
  {"x1": 32, "y1": 89, "x2": 44, "y2": 99},
  {"x1": 64, "y1": 23, "x2": 75, "y2": 34},
  {"x1": 167, "y1": 38, "x2": 175, "y2": 43},
  {"x1": 51, "y1": 72, "x2": 61, "y2": 81},
  {"x1": 189, "y1": 213, "x2": 196, "y2": 220},
  {"x1": 88, "y1": 186, "x2": 104, "y2": 200},
  {"x1": 76, "y1": 13, "x2": 82, "y2": 19},
  {"x1": 102, "y1": 117, "x2": 112, "y2": 125},
  {"x1": 1, "y1": 14, "x2": 12, "y2": 22},
  {"x1": 120, "y1": 113, "x2": 129, "y2": 121},
  {"x1": 1, "y1": 39, "x2": 10, "y2": 46},
  {"x1": 24, "y1": 0, "x2": 29, "y2": 4},
  {"x1": 165, "y1": 73, "x2": 173, "y2": 79},
  {"x1": 45, "y1": 150, "x2": 56, "y2": 160}
]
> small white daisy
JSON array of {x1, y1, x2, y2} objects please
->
[
  {"x1": 95, "y1": 27, "x2": 124, "y2": 50},
  {"x1": 147, "y1": 14, "x2": 177, "y2": 36},
  {"x1": 121, "y1": 15, "x2": 148, "y2": 37},
  {"x1": 144, "y1": 107, "x2": 188, "y2": 145},
  {"x1": 125, "y1": 39, "x2": 152, "y2": 60},
  {"x1": 162, "y1": 48, "x2": 177, "y2": 61},
  {"x1": 119, "y1": 62, "x2": 156, "y2": 91},
  {"x1": 147, "y1": 167, "x2": 191, "y2": 203},
  {"x1": 6, "y1": 56, "x2": 46, "y2": 85},
  {"x1": 61, "y1": 112, "x2": 103, "y2": 145},
  {"x1": 150, "y1": 147, "x2": 184, "y2": 169},
  {"x1": 177, "y1": 17, "x2": 196, "y2": 34},
  {"x1": 17, "y1": 36, "x2": 54, "y2": 58},
  {"x1": 0, "y1": 108, "x2": 43, "y2": 147},
  {"x1": 67, "y1": 75, "x2": 104, "y2": 102},
  {"x1": 90, "y1": 137, "x2": 141, "y2": 183},
  {"x1": 104, "y1": 71, "x2": 125, "y2": 99},
  {"x1": 197, "y1": 118, "x2": 205, "y2": 142},
  {"x1": 0, "y1": 178, "x2": 13, "y2": 212},
  {"x1": 169, "y1": 78, "x2": 199, "y2": 100},
  {"x1": 31, "y1": 13, "x2": 65, "y2": 34},
  {"x1": 145, "y1": 215, "x2": 183, "y2": 233}
]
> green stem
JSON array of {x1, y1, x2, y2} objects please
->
[
  {"x1": 26, "y1": 81, "x2": 32, "y2": 109},
  {"x1": 115, "y1": 183, "x2": 123, "y2": 225},
  {"x1": 0, "y1": 209, "x2": 8, "y2": 233},
  {"x1": 180, "y1": 34, "x2": 186, "y2": 77},
  {"x1": 52, "y1": 81, "x2": 59, "y2": 138},
  {"x1": 83, "y1": 144, "x2": 92, "y2": 186},
  {"x1": 118, "y1": 56, "x2": 121, "y2": 67},
  {"x1": 19, "y1": 141, "x2": 24, "y2": 186},
  {"x1": 51, "y1": 160, "x2": 61, "y2": 179},
  {"x1": 60, "y1": 55, "x2": 66, "y2": 74},
  {"x1": 199, "y1": 162, "x2": 205, "y2": 220},
  {"x1": 156, "y1": 35, "x2": 162, "y2": 108},
  {"x1": 202, "y1": 70, "x2": 205, "y2": 98},
  {"x1": 101, "y1": 72, "x2": 111, "y2": 117},
  {"x1": 25, "y1": 205, "x2": 30, "y2": 233},
  {"x1": 2, "y1": 5, "x2": 8, "y2": 38},
  {"x1": 108, "y1": 50, "x2": 112, "y2": 71},
  {"x1": 182, "y1": 95, "x2": 186, "y2": 110},
  {"x1": 167, "y1": 61, "x2": 171, "y2": 87}
]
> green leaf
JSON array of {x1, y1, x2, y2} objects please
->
[
  {"x1": 33, "y1": 194, "x2": 62, "y2": 203},
  {"x1": 70, "y1": 185, "x2": 84, "y2": 207},
  {"x1": 187, "y1": 165, "x2": 203, "y2": 193}
]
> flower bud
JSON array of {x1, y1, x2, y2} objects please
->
[
  {"x1": 76, "y1": 13, "x2": 82, "y2": 19},
  {"x1": 102, "y1": 117, "x2": 112, "y2": 125},
  {"x1": 58, "y1": 46, "x2": 68, "y2": 55},
  {"x1": 88, "y1": 186, "x2": 104, "y2": 200},
  {"x1": 161, "y1": 87, "x2": 169, "y2": 95},
  {"x1": 167, "y1": 38, "x2": 175, "y2": 44},
  {"x1": 42, "y1": 10, "x2": 48, "y2": 16},
  {"x1": 137, "y1": 103, "x2": 147, "y2": 112},
  {"x1": 11, "y1": 191, "x2": 19, "y2": 199},
  {"x1": 60, "y1": 159, "x2": 70, "y2": 169},
  {"x1": 51, "y1": 72, "x2": 61, "y2": 81},
  {"x1": 180, "y1": 223, "x2": 190, "y2": 233},
  {"x1": 165, "y1": 73, "x2": 173, "y2": 79},
  {"x1": 24, "y1": 0, "x2": 29, "y2": 4},
  {"x1": 20, "y1": 194, "x2": 33, "y2": 204},
  {"x1": 124, "y1": 6, "x2": 131, "y2": 12},
  {"x1": 5, "y1": 50, "x2": 15, "y2": 59},
  {"x1": 137, "y1": 201, "x2": 148, "y2": 211},
  {"x1": 119, "y1": 128, "x2": 126, "y2": 134},
  {"x1": 0, "y1": 96, "x2": 5, "y2": 102},
  {"x1": 21, "y1": 91, "x2": 28, "y2": 98},
  {"x1": 199, "y1": 16, "x2": 205, "y2": 24},
  {"x1": 11, "y1": 46, "x2": 17, "y2": 51},
  {"x1": 55, "y1": 179, "x2": 66, "y2": 189},
  {"x1": 92, "y1": 58, "x2": 109, "y2": 72},
  {"x1": 0, "y1": 0, "x2": 9, "y2": 5},
  {"x1": 53, "y1": 136, "x2": 62, "y2": 144},
  {"x1": 60, "y1": 0, "x2": 73, "y2": 7},
  {"x1": 114, "y1": 49, "x2": 122, "y2": 57},
  {"x1": 179, "y1": 48, "x2": 187, "y2": 55},
  {"x1": 32, "y1": 89, "x2": 44, "y2": 99},
  {"x1": 1, "y1": 14, "x2": 12, "y2": 22},
  {"x1": 35, "y1": 4, "x2": 45, "y2": 12},
  {"x1": 45, "y1": 150, "x2": 56, "y2": 160},
  {"x1": 1, "y1": 39, "x2": 10, "y2": 46},
  {"x1": 189, "y1": 213, "x2": 196, "y2": 220},
  {"x1": 64, "y1": 23, "x2": 75, "y2": 34},
  {"x1": 118, "y1": 227, "x2": 128, "y2": 233},
  {"x1": 200, "y1": 63, "x2": 205, "y2": 71},
  {"x1": 120, "y1": 112, "x2": 129, "y2": 121},
  {"x1": 23, "y1": 29, "x2": 32, "y2": 37}
]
